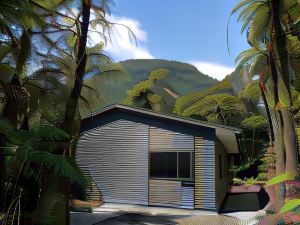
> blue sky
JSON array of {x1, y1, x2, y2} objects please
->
[{"x1": 101, "y1": 0, "x2": 249, "y2": 80}]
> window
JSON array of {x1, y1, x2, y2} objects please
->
[
  {"x1": 166, "y1": 152, "x2": 177, "y2": 178},
  {"x1": 150, "y1": 152, "x2": 166, "y2": 177},
  {"x1": 178, "y1": 152, "x2": 191, "y2": 178},
  {"x1": 150, "y1": 152, "x2": 193, "y2": 180}
]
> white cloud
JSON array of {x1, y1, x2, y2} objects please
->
[
  {"x1": 89, "y1": 14, "x2": 153, "y2": 61},
  {"x1": 190, "y1": 61, "x2": 235, "y2": 80}
]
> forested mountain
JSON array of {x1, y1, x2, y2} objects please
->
[
  {"x1": 173, "y1": 67, "x2": 251, "y2": 115},
  {"x1": 83, "y1": 59, "x2": 219, "y2": 110}
]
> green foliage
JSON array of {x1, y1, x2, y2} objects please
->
[
  {"x1": 0, "y1": 119, "x2": 14, "y2": 137},
  {"x1": 257, "y1": 173, "x2": 267, "y2": 181},
  {"x1": 148, "y1": 68, "x2": 169, "y2": 82},
  {"x1": 147, "y1": 94, "x2": 164, "y2": 112},
  {"x1": 28, "y1": 152, "x2": 87, "y2": 186},
  {"x1": 83, "y1": 59, "x2": 219, "y2": 113},
  {"x1": 235, "y1": 48, "x2": 268, "y2": 78},
  {"x1": 0, "y1": 0, "x2": 117, "y2": 223},
  {"x1": 231, "y1": 159, "x2": 257, "y2": 173},
  {"x1": 123, "y1": 80, "x2": 153, "y2": 106},
  {"x1": 0, "y1": 0, "x2": 44, "y2": 30},
  {"x1": 231, "y1": 0, "x2": 270, "y2": 48},
  {"x1": 182, "y1": 93, "x2": 247, "y2": 126},
  {"x1": 238, "y1": 81, "x2": 260, "y2": 105},
  {"x1": 0, "y1": 124, "x2": 88, "y2": 187},
  {"x1": 123, "y1": 68, "x2": 169, "y2": 111},
  {"x1": 121, "y1": 59, "x2": 218, "y2": 95},
  {"x1": 232, "y1": 177, "x2": 243, "y2": 185},
  {"x1": 174, "y1": 79, "x2": 234, "y2": 115},
  {"x1": 244, "y1": 177, "x2": 258, "y2": 186},
  {"x1": 241, "y1": 115, "x2": 268, "y2": 131}
]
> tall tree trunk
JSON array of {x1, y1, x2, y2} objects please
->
[
  {"x1": 272, "y1": 0, "x2": 298, "y2": 176},
  {"x1": 269, "y1": 0, "x2": 291, "y2": 209},
  {"x1": 282, "y1": 109, "x2": 298, "y2": 174},
  {"x1": 269, "y1": 41, "x2": 286, "y2": 209},
  {"x1": 60, "y1": 1, "x2": 91, "y2": 224},
  {"x1": 38, "y1": 1, "x2": 92, "y2": 223},
  {"x1": 259, "y1": 82, "x2": 275, "y2": 143},
  {"x1": 274, "y1": 111, "x2": 286, "y2": 207}
]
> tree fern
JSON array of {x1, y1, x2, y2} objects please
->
[{"x1": 28, "y1": 152, "x2": 87, "y2": 186}]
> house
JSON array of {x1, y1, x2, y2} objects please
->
[{"x1": 76, "y1": 104, "x2": 241, "y2": 211}]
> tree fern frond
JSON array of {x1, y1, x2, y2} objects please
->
[
  {"x1": 0, "y1": 1, "x2": 43, "y2": 29},
  {"x1": 248, "y1": 52, "x2": 268, "y2": 78},
  {"x1": 33, "y1": 126, "x2": 70, "y2": 142},
  {"x1": 28, "y1": 152, "x2": 87, "y2": 185},
  {"x1": 248, "y1": 5, "x2": 270, "y2": 48},
  {"x1": 237, "y1": 1, "x2": 265, "y2": 23},
  {"x1": 231, "y1": 0, "x2": 263, "y2": 15},
  {"x1": 240, "y1": 14, "x2": 254, "y2": 35},
  {"x1": 0, "y1": 64, "x2": 15, "y2": 76},
  {"x1": 79, "y1": 95, "x2": 93, "y2": 116},
  {"x1": 0, "y1": 119, "x2": 15, "y2": 137}
]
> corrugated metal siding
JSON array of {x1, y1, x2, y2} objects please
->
[
  {"x1": 149, "y1": 179, "x2": 181, "y2": 207},
  {"x1": 149, "y1": 127, "x2": 194, "y2": 152},
  {"x1": 194, "y1": 137, "x2": 216, "y2": 210},
  {"x1": 181, "y1": 185, "x2": 194, "y2": 209},
  {"x1": 76, "y1": 119, "x2": 149, "y2": 205}
]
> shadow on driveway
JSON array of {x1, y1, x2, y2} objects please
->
[
  {"x1": 71, "y1": 212, "x2": 255, "y2": 225},
  {"x1": 220, "y1": 189, "x2": 269, "y2": 213},
  {"x1": 93, "y1": 213, "x2": 186, "y2": 225}
]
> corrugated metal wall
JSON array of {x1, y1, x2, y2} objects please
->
[
  {"x1": 149, "y1": 127, "x2": 194, "y2": 152},
  {"x1": 149, "y1": 127, "x2": 195, "y2": 208},
  {"x1": 194, "y1": 137, "x2": 216, "y2": 210},
  {"x1": 181, "y1": 184, "x2": 194, "y2": 209},
  {"x1": 149, "y1": 179, "x2": 181, "y2": 207},
  {"x1": 76, "y1": 119, "x2": 149, "y2": 205}
]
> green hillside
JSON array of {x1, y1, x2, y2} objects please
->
[
  {"x1": 83, "y1": 59, "x2": 219, "y2": 111},
  {"x1": 121, "y1": 59, "x2": 218, "y2": 95},
  {"x1": 173, "y1": 68, "x2": 251, "y2": 115}
]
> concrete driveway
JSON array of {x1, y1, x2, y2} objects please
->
[
  {"x1": 70, "y1": 203, "x2": 263, "y2": 225},
  {"x1": 70, "y1": 212, "x2": 259, "y2": 225}
]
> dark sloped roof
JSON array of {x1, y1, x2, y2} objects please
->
[{"x1": 83, "y1": 104, "x2": 241, "y2": 153}]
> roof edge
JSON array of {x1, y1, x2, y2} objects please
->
[{"x1": 83, "y1": 104, "x2": 242, "y2": 133}]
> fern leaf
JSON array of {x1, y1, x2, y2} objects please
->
[
  {"x1": 247, "y1": 5, "x2": 270, "y2": 48},
  {"x1": 231, "y1": 0, "x2": 258, "y2": 15}
]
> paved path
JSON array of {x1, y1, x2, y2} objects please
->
[
  {"x1": 71, "y1": 211, "x2": 261, "y2": 225},
  {"x1": 92, "y1": 213, "x2": 256, "y2": 225},
  {"x1": 71, "y1": 203, "x2": 264, "y2": 225}
]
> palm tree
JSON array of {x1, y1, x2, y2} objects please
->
[{"x1": 232, "y1": 0, "x2": 300, "y2": 217}]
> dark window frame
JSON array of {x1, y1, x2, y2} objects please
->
[{"x1": 150, "y1": 151, "x2": 194, "y2": 180}]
